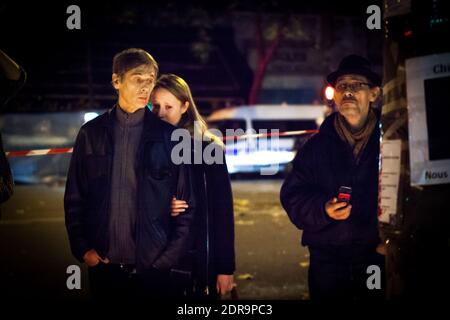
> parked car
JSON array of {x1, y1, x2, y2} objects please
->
[{"x1": 207, "y1": 104, "x2": 326, "y2": 175}]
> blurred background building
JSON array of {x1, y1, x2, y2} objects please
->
[
  {"x1": 1, "y1": 0, "x2": 382, "y2": 114},
  {"x1": 0, "y1": 0, "x2": 383, "y2": 183}
]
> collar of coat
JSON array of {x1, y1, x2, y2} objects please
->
[
  {"x1": 319, "y1": 107, "x2": 380, "y2": 142},
  {"x1": 95, "y1": 104, "x2": 177, "y2": 142}
]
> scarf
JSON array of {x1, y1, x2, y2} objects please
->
[{"x1": 334, "y1": 108, "x2": 377, "y2": 164}]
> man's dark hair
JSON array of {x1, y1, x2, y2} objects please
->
[{"x1": 112, "y1": 48, "x2": 159, "y2": 79}]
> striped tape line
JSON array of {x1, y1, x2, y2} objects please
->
[
  {"x1": 5, "y1": 147, "x2": 73, "y2": 158},
  {"x1": 5, "y1": 130, "x2": 318, "y2": 157}
]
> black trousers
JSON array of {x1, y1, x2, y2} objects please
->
[
  {"x1": 88, "y1": 263, "x2": 185, "y2": 301},
  {"x1": 308, "y1": 245, "x2": 386, "y2": 301},
  {"x1": 186, "y1": 280, "x2": 220, "y2": 300}
]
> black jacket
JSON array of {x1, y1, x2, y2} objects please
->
[
  {"x1": 176, "y1": 141, "x2": 235, "y2": 294},
  {"x1": 64, "y1": 106, "x2": 196, "y2": 273},
  {"x1": 280, "y1": 110, "x2": 380, "y2": 248}
]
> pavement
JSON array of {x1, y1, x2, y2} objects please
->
[{"x1": 0, "y1": 180, "x2": 309, "y2": 300}]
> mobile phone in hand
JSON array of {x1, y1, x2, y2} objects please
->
[{"x1": 337, "y1": 186, "x2": 352, "y2": 205}]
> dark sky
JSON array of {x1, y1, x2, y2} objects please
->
[
  {"x1": 0, "y1": 0, "x2": 384, "y2": 112},
  {"x1": 1, "y1": 0, "x2": 382, "y2": 73}
]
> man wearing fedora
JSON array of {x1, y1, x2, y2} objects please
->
[{"x1": 280, "y1": 54, "x2": 385, "y2": 301}]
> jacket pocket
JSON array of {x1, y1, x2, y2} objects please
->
[
  {"x1": 147, "y1": 167, "x2": 172, "y2": 180},
  {"x1": 142, "y1": 167, "x2": 175, "y2": 222},
  {"x1": 145, "y1": 167, "x2": 175, "y2": 203}
]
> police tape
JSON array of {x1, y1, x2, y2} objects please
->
[
  {"x1": 5, "y1": 130, "x2": 318, "y2": 157},
  {"x1": 5, "y1": 147, "x2": 74, "y2": 158},
  {"x1": 222, "y1": 129, "x2": 318, "y2": 141}
]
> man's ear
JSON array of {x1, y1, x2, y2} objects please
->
[
  {"x1": 369, "y1": 87, "x2": 381, "y2": 102},
  {"x1": 112, "y1": 73, "x2": 120, "y2": 90}
]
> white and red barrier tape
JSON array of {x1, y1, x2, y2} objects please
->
[
  {"x1": 5, "y1": 130, "x2": 318, "y2": 157},
  {"x1": 5, "y1": 147, "x2": 74, "y2": 158},
  {"x1": 222, "y1": 129, "x2": 318, "y2": 141}
]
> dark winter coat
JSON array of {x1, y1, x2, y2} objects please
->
[
  {"x1": 174, "y1": 140, "x2": 235, "y2": 296},
  {"x1": 280, "y1": 110, "x2": 381, "y2": 248},
  {"x1": 64, "y1": 106, "x2": 196, "y2": 273}
]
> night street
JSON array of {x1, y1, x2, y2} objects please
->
[
  {"x1": 1, "y1": 0, "x2": 449, "y2": 309},
  {"x1": 0, "y1": 180, "x2": 309, "y2": 300}
]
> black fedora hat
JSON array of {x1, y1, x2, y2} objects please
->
[{"x1": 327, "y1": 54, "x2": 381, "y2": 87}]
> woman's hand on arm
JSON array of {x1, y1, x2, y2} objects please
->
[{"x1": 170, "y1": 196, "x2": 189, "y2": 217}]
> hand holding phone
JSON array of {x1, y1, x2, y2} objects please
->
[{"x1": 337, "y1": 186, "x2": 352, "y2": 205}]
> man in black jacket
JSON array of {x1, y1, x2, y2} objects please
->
[
  {"x1": 280, "y1": 55, "x2": 385, "y2": 301},
  {"x1": 64, "y1": 48, "x2": 196, "y2": 300}
]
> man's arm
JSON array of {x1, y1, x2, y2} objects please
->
[
  {"x1": 64, "y1": 129, "x2": 91, "y2": 262},
  {"x1": 280, "y1": 141, "x2": 334, "y2": 232},
  {"x1": 152, "y1": 162, "x2": 196, "y2": 270}
]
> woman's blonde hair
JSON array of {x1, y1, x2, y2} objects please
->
[{"x1": 152, "y1": 73, "x2": 223, "y2": 146}]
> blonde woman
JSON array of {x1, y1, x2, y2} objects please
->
[{"x1": 150, "y1": 74, "x2": 235, "y2": 299}]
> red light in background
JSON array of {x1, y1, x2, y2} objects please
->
[
  {"x1": 325, "y1": 86, "x2": 335, "y2": 100},
  {"x1": 404, "y1": 30, "x2": 413, "y2": 37}
]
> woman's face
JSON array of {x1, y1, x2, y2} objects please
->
[{"x1": 151, "y1": 87, "x2": 188, "y2": 126}]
